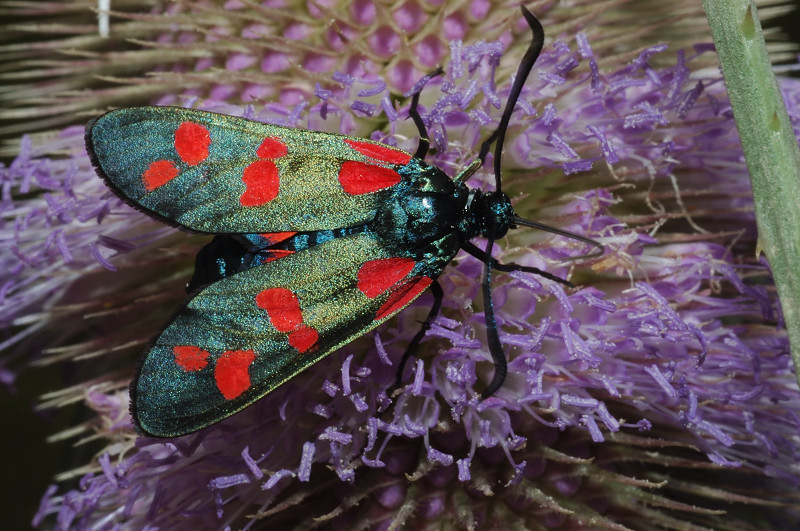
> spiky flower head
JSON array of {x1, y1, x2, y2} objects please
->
[{"x1": 1, "y1": 1, "x2": 798, "y2": 529}]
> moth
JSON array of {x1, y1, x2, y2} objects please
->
[{"x1": 86, "y1": 7, "x2": 600, "y2": 437}]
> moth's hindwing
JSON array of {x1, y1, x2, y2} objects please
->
[
  {"x1": 132, "y1": 232, "x2": 454, "y2": 437},
  {"x1": 86, "y1": 106, "x2": 413, "y2": 233}
]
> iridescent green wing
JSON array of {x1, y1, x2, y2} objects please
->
[
  {"x1": 132, "y1": 231, "x2": 458, "y2": 437},
  {"x1": 86, "y1": 106, "x2": 413, "y2": 233}
]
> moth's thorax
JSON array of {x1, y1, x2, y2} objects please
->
[{"x1": 373, "y1": 160, "x2": 471, "y2": 249}]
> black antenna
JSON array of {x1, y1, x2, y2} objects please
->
[
  {"x1": 514, "y1": 217, "x2": 604, "y2": 258},
  {"x1": 467, "y1": 8, "x2": 603, "y2": 256},
  {"x1": 477, "y1": 6, "x2": 544, "y2": 192}
]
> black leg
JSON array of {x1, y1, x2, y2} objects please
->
[
  {"x1": 462, "y1": 241, "x2": 575, "y2": 288},
  {"x1": 394, "y1": 279, "x2": 444, "y2": 389},
  {"x1": 408, "y1": 67, "x2": 444, "y2": 161}
]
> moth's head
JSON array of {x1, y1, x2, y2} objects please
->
[{"x1": 478, "y1": 191, "x2": 514, "y2": 240}]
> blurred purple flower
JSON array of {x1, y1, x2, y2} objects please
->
[{"x1": 1, "y1": 2, "x2": 798, "y2": 529}]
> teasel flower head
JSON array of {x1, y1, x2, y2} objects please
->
[{"x1": 1, "y1": 1, "x2": 798, "y2": 529}]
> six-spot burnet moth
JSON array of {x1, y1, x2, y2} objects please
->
[{"x1": 85, "y1": 7, "x2": 602, "y2": 438}]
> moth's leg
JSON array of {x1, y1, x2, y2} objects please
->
[
  {"x1": 408, "y1": 67, "x2": 444, "y2": 161},
  {"x1": 462, "y1": 241, "x2": 574, "y2": 288},
  {"x1": 394, "y1": 280, "x2": 444, "y2": 390}
]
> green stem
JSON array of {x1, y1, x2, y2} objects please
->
[{"x1": 703, "y1": 0, "x2": 800, "y2": 386}]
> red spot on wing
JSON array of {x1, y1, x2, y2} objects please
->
[
  {"x1": 256, "y1": 137, "x2": 288, "y2": 159},
  {"x1": 345, "y1": 139, "x2": 411, "y2": 165},
  {"x1": 174, "y1": 122, "x2": 211, "y2": 165},
  {"x1": 256, "y1": 287, "x2": 303, "y2": 332},
  {"x1": 288, "y1": 326, "x2": 318, "y2": 353},
  {"x1": 263, "y1": 250, "x2": 295, "y2": 263},
  {"x1": 375, "y1": 276, "x2": 433, "y2": 321},
  {"x1": 338, "y1": 161, "x2": 401, "y2": 195},
  {"x1": 241, "y1": 160, "x2": 279, "y2": 206},
  {"x1": 142, "y1": 160, "x2": 179, "y2": 191},
  {"x1": 260, "y1": 232, "x2": 297, "y2": 245},
  {"x1": 215, "y1": 349, "x2": 256, "y2": 400},
  {"x1": 255, "y1": 287, "x2": 319, "y2": 352},
  {"x1": 357, "y1": 258, "x2": 416, "y2": 298},
  {"x1": 173, "y1": 345, "x2": 210, "y2": 372}
]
